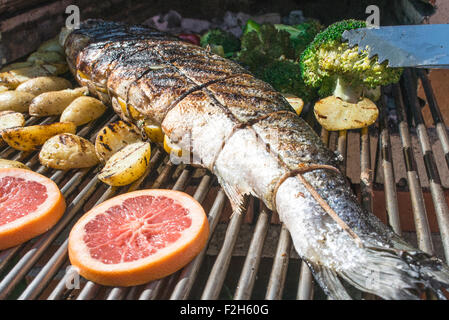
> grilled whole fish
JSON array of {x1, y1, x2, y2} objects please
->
[{"x1": 63, "y1": 20, "x2": 449, "y2": 299}]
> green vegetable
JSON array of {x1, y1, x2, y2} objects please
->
[
  {"x1": 274, "y1": 20, "x2": 323, "y2": 57},
  {"x1": 237, "y1": 22, "x2": 319, "y2": 102},
  {"x1": 238, "y1": 23, "x2": 295, "y2": 67},
  {"x1": 200, "y1": 29, "x2": 241, "y2": 57},
  {"x1": 242, "y1": 19, "x2": 260, "y2": 36},
  {"x1": 300, "y1": 19, "x2": 403, "y2": 102},
  {"x1": 259, "y1": 59, "x2": 317, "y2": 103}
]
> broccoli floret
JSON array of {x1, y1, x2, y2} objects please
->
[
  {"x1": 237, "y1": 22, "x2": 318, "y2": 102},
  {"x1": 274, "y1": 19, "x2": 323, "y2": 57},
  {"x1": 200, "y1": 29, "x2": 241, "y2": 57},
  {"x1": 300, "y1": 19, "x2": 403, "y2": 102},
  {"x1": 259, "y1": 59, "x2": 317, "y2": 103},
  {"x1": 238, "y1": 23, "x2": 295, "y2": 69}
]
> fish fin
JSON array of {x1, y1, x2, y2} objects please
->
[
  {"x1": 306, "y1": 261, "x2": 352, "y2": 300},
  {"x1": 338, "y1": 245, "x2": 449, "y2": 300},
  {"x1": 218, "y1": 178, "x2": 250, "y2": 215}
]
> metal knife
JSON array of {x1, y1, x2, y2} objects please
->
[{"x1": 342, "y1": 24, "x2": 449, "y2": 69}]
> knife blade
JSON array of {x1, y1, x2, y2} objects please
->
[{"x1": 342, "y1": 24, "x2": 449, "y2": 69}]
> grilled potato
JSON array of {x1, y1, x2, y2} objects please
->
[
  {"x1": 314, "y1": 96, "x2": 379, "y2": 131},
  {"x1": 39, "y1": 133, "x2": 99, "y2": 170},
  {"x1": 60, "y1": 96, "x2": 107, "y2": 126},
  {"x1": 0, "y1": 111, "x2": 25, "y2": 132},
  {"x1": 95, "y1": 120, "x2": 142, "y2": 162},
  {"x1": 283, "y1": 93, "x2": 304, "y2": 115},
  {"x1": 98, "y1": 141, "x2": 151, "y2": 186},
  {"x1": 27, "y1": 51, "x2": 65, "y2": 64},
  {"x1": 0, "y1": 62, "x2": 34, "y2": 73},
  {"x1": 0, "y1": 158, "x2": 30, "y2": 170},
  {"x1": 37, "y1": 37, "x2": 65, "y2": 55},
  {"x1": 0, "y1": 65, "x2": 52, "y2": 89},
  {"x1": 0, "y1": 91, "x2": 35, "y2": 112},
  {"x1": 2, "y1": 122, "x2": 76, "y2": 151},
  {"x1": 29, "y1": 87, "x2": 88, "y2": 116},
  {"x1": 16, "y1": 76, "x2": 72, "y2": 96}
]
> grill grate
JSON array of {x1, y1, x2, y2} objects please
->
[{"x1": 0, "y1": 69, "x2": 448, "y2": 300}]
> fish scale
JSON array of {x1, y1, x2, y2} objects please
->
[{"x1": 63, "y1": 19, "x2": 449, "y2": 300}]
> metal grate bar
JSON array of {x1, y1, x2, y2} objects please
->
[
  {"x1": 201, "y1": 199, "x2": 247, "y2": 300},
  {"x1": 417, "y1": 70, "x2": 449, "y2": 170},
  {"x1": 392, "y1": 84, "x2": 434, "y2": 254},
  {"x1": 379, "y1": 91, "x2": 401, "y2": 234},
  {"x1": 233, "y1": 204, "x2": 270, "y2": 300},
  {"x1": 170, "y1": 189, "x2": 227, "y2": 300},
  {"x1": 403, "y1": 69, "x2": 449, "y2": 263},
  {"x1": 265, "y1": 224, "x2": 292, "y2": 300}
]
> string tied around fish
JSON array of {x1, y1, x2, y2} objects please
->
[{"x1": 273, "y1": 163, "x2": 365, "y2": 249}]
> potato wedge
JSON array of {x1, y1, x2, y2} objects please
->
[
  {"x1": 95, "y1": 120, "x2": 141, "y2": 162},
  {"x1": 27, "y1": 51, "x2": 65, "y2": 64},
  {"x1": 2, "y1": 122, "x2": 76, "y2": 151},
  {"x1": 0, "y1": 111, "x2": 25, "y2": 132},
  {"x1": 60, "y1": 96, "x2": 107, "y2": 126},
  {"x1": 98, "y1": 141, "x2": 151, "y2": 186},
  {"x1": 43, "y1": 63, "x2": 69, "y2": 76},
  {"x1": 0, "y1": 65, "x2": 52, "y2": 89},
  {"x1": 0, "y1": 62, "x2": 34, "y2": 72},
  {"x1": 0, "y1": 91, "x2": 35, "y2": 112},
  {"x1": 37, "y1": 37, "x2": 65, "y2": 55},
  {"x1": 0, "y1": 158, "x2": 30, "y2": 170},
  {"x1": 39, "y1": 133, "x2": 99, "y2": 170},
  {"x1": 29, "y1": 87, "x2": 88, "y2": 116},
  {"x1": 16, "y1": 76, "x2": 72, "y2": 96},
  {"x1": 314, "y1": 96, "x2": 379, "y2": 131},
  {"x1": 283, "y1": 93, "x2": 304, "y2": 115}
]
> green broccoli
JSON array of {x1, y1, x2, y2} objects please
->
[
  {"x1": 259, "y1": 59, "x2": 317, "y2": 103},
  {"x1": 300, "y1": 19, "x2": 403, "y2": 102},
  {"x1": 238, "y1": 23, "x2": 295, "y2": 69},
  {"x1": 237, "y1": 22, "x2": 317, "y2": 102},
  {"x1": 274, "y1": 19, "x2": 323, "y2": 57},
  {"x1": 200, "y1": 29, "x2": 241, "y2": 57}
]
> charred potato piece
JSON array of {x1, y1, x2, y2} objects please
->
[
  {"x1": 0, "y1": 111, "x2": 25, "y2": 132},
  {"x1": 16, "y1": 76, "x2": 73, "y2": 96},
  {"x1": 29, "y1": 87, "x2": 88, "y2": 116},
  {"x1": 98, "y1": 141, "x2": 151, "y2": 186},
  {"x1": 2, "y1": 122, "x2": 76, "y2": 151},
  {"x1": 60, "y1": 96, "x2": 107, "y2": 126},
  {"x1": 39, "y1": 133, "x2": 99, "y2": 170},
  {"x1": 0, "y1": 91, "x2": 35, "y2": 112},
  {"x1": 314, "y1": 96, "x2": 379, "y2": 131},
  {"x1": 95, "y1": 120, "x2": 142, "y2": 162},
  {"x1": 0, "y1": 158, "x2": 30, "y2": 170}
]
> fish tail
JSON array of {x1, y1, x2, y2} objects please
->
[{"x1": 328, "y1": 243, "x2": 449, "y2": 300}]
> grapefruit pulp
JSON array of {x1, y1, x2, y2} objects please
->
[
  {"x1": 68, "y1": 189, "x2": 209, "y2": 286},
  {"x1": 0, "y1": 168, "x2": 66, "y2": 250}
]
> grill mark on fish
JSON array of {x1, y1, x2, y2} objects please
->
[{"x1": 131, "y1": 46, "x2": 296, "y2": 181}]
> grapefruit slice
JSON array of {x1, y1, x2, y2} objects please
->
[
  {"x1": 68, "y1": 189, "x2": 209, "y2": 286},
  {"x1": 0, "y1": 168, "x2": 66, "y2": 250}
]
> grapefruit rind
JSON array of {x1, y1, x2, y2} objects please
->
[
  {"x1": 68, "y1": 189, "x2": 209, "y2": 287},
  {"x1": 0, "y1": 168, "x2": 66, "y2": 250}
]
